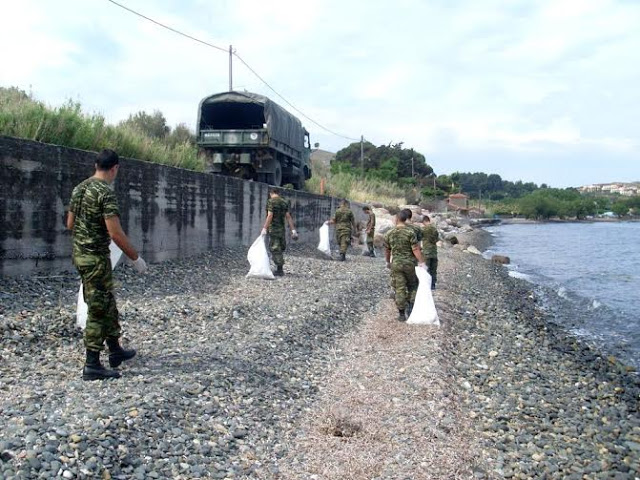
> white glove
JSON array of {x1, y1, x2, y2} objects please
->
[
  {"x1": 291, "y1": 230, "x2": 298, "y2": 240},
  {"x1": 132, "y1": 256, "x2": 148, "y2": 274},
  {"x1": 260, "y1": 228, "x2": 267, "y2": 236}
]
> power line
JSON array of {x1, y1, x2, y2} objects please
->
[
  {"x1": 233, "y1": 53, "x2": 360, "y2": 141},
  {"x1": 105, "y1": 0, "x2": 227, "y2": 53},
  {"x1": 104, "y1": 0, "x2": 360, "y2": 142}
]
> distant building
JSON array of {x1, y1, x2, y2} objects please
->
[
  {"x1": 447, "y1": 193, "x2": 469, "y2": 213},
  {"x1": 578, "y1": 182, "x2": 639, "y2": 196}
]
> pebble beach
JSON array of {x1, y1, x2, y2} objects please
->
[{"x1": 1, "y1": 229, "x2": 639, "y2": 479}]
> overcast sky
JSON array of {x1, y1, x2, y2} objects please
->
[{"x1": 2, "y1": 0, "x2": 639, "y2": 187}]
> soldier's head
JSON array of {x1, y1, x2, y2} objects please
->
[
  {"x1": 362, "y1": 206, "x2": 371, "y2": 213},
  {"x1": 397, "y1": 210, "x2": 410, "y2": 224},
  {"x1": 95, "y1": 149, "x2": 120, "y2": 182},
  {"x1": 423, "y1": 215, "x2": 431, "y2": 224},
  {"x1": 401, "y1": 208, "x2": 413, "y2": 222},
  {"x1": 269, "y1": 188, "x2": 281, "y2": 198},
  {"x1": 341, "y1": 199, "x2": 350, "y2": 208}
]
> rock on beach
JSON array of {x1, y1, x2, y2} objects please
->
[{"x1": 1, "y1": 222, "x2": 639, "y2": 479}]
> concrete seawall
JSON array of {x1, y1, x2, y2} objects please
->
[{"x1": 0, "y1": 136, "x2": 365, "y2": 276}]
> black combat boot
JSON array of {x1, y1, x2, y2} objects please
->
[
  {"x1": 339, "y1": 253, "x2": 346, "y2": 261},
  {"x1": 369, "y1": 247, "x2": 376, "y2": 257},
  {"x1": 83, "y1": 350, "x2": 121, "y2": 381},
  {"x1": 106, "y1": 338, "x2": 137, "y2": 368},
  {"x1": 397, "y1": 309, "x2": 406, "y2": 322},
  {"x1": 431, "y1": 280, "x2": 436, "y2": 291},
  {"x1": 406, "y1": 302, "x2": 414, "y2": 318},
  {"x1": 274, "y1": 265, "x2": 284, "y2": 276}
]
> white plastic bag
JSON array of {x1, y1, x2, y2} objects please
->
[
  {"x1": 317, "y1": 223, "x2": 331, "y2": 257},
  {"x1": 407, "y1": 266, "x2": 440, "y2": 325},
  {"x1": 77, "y1": 241, "x2": 124, "y2": 329},
  {"x1": 360, "y1": 230, "x2": 368, "y2": 255},
  {"x1": 246, "y1": 234, "x2": 275, "y2": 280}
]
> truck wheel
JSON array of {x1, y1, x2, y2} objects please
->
[{"x1": 267, "y1": 163, "x2": 282, "y2": 186}]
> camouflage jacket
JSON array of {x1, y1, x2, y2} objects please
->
[
  {"x1": 421, "y1": 224, "x2": 439, "y2": 258},
  {"x1": 333, "y1": 207, "x2": 355, "y2": 233},
  {"x1": 384, "y1": 225, "x2": 418, "y2": 266},
  {"x1": 266, "y1": 196, "x2": 289, "y2": 234},
  {"x1": 69, "y1": 178, "x2": 120, "y2": 256},
  {"x1": 406, "y1": 223, "x2": 423, "y2": 242}
]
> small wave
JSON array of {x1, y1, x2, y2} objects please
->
[
  {"x1": 508, "y1": 270, "x2": 531, "y2": 281},
  {"x1": 590, "y1": 299, "x2": 602, "y2": 310},
  {"x1": 557, "y1": 287, "x2": 568, "y2": 299}
]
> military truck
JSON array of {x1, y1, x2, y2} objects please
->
[{"x1": 196, "y1": 91, "x2": 312, "y2": 188}]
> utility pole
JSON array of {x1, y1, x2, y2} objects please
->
[
  {"x1": 360, "y1": 135, "x2": 364, "y2": 176},
  {"x1": 229, "y1": 45, "x2": 233, "y2": 91},
  {"x1": 410, "y1": 148, "x2": 414, "y2": 178}
]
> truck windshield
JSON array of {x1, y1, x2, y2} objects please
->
[{"x1": 200, "y1": 102, "x2": 265, "y2": 130}]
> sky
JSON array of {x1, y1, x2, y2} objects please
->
[{"x1": 1, "y1": 0, "x2": 639, "y2": 188}]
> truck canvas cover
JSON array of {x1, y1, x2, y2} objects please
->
[{"x1": 198, "y1": 91, "x2": 305, "y2": 151}]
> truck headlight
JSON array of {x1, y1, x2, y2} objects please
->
[{"x1": 250, "y1": 133, "x2": 258, "y2": 140}]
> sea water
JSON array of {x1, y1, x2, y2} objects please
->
[{"x1": 484, "y1": 222, "x2": 640, "y2": 368}]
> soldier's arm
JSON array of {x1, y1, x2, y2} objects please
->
[
  {"x1": 105, "y1": 216, "x2": 140, "y2": 261},
  {"x1": 66, "y1": 211, "x2": 75, "y2": 230},
  {"x1": 263, "y1": 212, "x2": 274, "y2": 230},
  {"x1": 412, "y1": 244, "x2": 425, "y2": 265},
  {"x1": 285, "y1": 212, "x2": 295, "y2": 231}
]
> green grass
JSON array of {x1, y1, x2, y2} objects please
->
[
  {"x1": 305, "y1": 155, "x2": 406, "y2": 206},
  {"x1": 0, "y1": 87, "x2": 202, "y2": 170}
]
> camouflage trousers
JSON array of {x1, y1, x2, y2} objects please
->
[
  {"x1": 73, "y1": 253, "x2": 121, "y2": 352},
  {"x1": 366, "y1": 231, "x2": 374, "y2": 249},
  {"x1": 269, "y1": 231, "x2": 287, "y2": 267},
  {"x1": 336, "y1": 229, "x2": 351, "y2": 254},
  {"x1": 390, "y1": 263, "x2": 419, "y2": 310},
  {"x1": 425, "y1": 257, "x2": 438, "y2": 287}
]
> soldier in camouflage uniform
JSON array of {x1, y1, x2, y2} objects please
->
[
  {"x1": 421, "y1": 215, "x2": 439, "y2": 290},
  {"x1": 327, "y1": 200, "x2": 357, "y2": 261},
  {"x1": 388, "y1": 208, "x2": 423, "y2": 296},
  {"x1": 261, "y1": 188, "x2": 298, "y2": 276},
  {"x1": 67, "y1": 149, "x2": 147, "y2": 381},
  {"x1": 402, "y1": 208, "x2": 423, "y2": 244},
  {"x1": 384, "y1": 210, "x2": 425, "y2": 321},
  {"x1": 362, "y1": 206, "x2": 376, "y2": 257}
]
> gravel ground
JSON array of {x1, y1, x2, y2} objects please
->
[{"x1": 2, "y1": 230, "x2": 640, "y2": 479}]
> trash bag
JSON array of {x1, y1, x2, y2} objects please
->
[
  {"x1": 317, "y1": 223, "x2": 331, "y2": 257},
  {"x1": 77, "y1": 241, "x2": 124, "y2": 329},
  {"x1": 246, "y1": 234, "x2": 275, "y2": 280},
  {"x1": 406, "y1": 266, "x2": 440, "y2": 325},
  {"x1": 360, "y1": 230, "x2": 368, "y2": 255}
]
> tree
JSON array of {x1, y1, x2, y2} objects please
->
[
  {"x1": 611, "y1": 201, "x2": 629, "y2": 218},
  {"x1": 167, "y1": 123, "x2": 195, "y2": 146},
  {"x1": 120, "y1": 110, "x2": 170, "y2": 139},
  {"x1": 333, "y1": 141, "x2": 433, "y2": 182}
]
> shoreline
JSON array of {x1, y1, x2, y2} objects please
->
[{"x1": 498, "y1": 217, "x2": 640, "y2": 225}]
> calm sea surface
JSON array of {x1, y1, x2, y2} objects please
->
[{"x1": 484, "y1": 222, "x2": 640, "y2": 368}]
